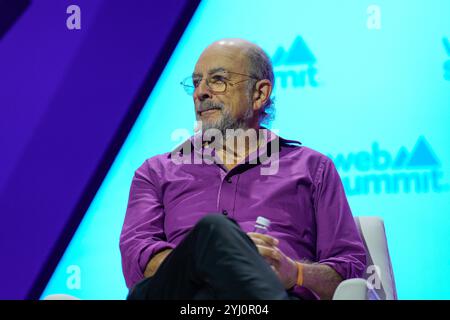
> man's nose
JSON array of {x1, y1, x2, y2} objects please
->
[{"x1": 194, "y1": 79, "x2": 212, "y2": 101}]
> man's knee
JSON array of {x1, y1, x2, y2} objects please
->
[
  {"x1": 188, "y1": 214, "x2": 249, "y2": 248},
  {"x1": 194, "y1": 214, "x2": 238, "y2": 233}
]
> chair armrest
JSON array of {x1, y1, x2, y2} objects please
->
[{"x1": 333, "y1": 278, "x2": 380, "y2": 300}]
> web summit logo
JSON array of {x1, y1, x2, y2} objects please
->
[
  {"x1": 272, "y1": 36, "x2": 318, "y2": 89},
  {"x1": 329, "y1": 136, "x2": 449, "y2": 196}
]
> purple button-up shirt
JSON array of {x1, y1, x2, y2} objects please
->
[{"x1": 119, "y1": 129, "x2": 366, "y2": 299}]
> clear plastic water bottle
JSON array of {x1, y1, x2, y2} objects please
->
[{"x1": 253, "y1": 216, "x2": 271, "y2": 234}]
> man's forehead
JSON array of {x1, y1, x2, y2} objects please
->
[
  {"x1": 194, "y1": 45, "x2": 247, "y2": 75},
  {"x1": 192, "y1": 67, "x2": 229, "y2": 77}
]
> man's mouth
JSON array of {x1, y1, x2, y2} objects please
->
[{"x1": 198, "y1": 108, "x2": 221, "y2": 116}]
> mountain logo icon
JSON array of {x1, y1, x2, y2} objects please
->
[
  {"x1": 443, "y1": 37, "x2": 450, "y2": 81},
  {"x1": 272, "y1": 36, "x2": 316, "y2": 66},
  {"x1": 443, "y1": 37, "x2": 450, "y2": 57},
  {"x1": 393, "y1": 136, "x2": 440, "y2": 169},
  {"x1": 272, "y1": 36, "x2": 319, "y2": 88}
]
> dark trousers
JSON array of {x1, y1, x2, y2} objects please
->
[{"x1": 127, "y1": 214, "x2": 297, "y2": 300}]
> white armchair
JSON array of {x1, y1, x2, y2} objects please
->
[
  {"x1": 43, "y1": 216, "x2": 397, "y2": 300},
  {"x1": 333, "y1": 216, "x2": 397, "y2": 300}
]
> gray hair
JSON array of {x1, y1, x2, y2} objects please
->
[{"x1": 245, "y1": 45, "x2": 275, "y2": 125}]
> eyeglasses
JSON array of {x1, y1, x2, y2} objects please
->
[{"x1": 180, "y1": 71, "x2": 259, "y2": 96}]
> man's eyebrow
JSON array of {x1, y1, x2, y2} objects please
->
[
  {"x1": 192, "y1": 67, "x2": 228, "y2": 78},
  {"x1": 208, "y1": 67, "x2": 228, "y2": 75}
]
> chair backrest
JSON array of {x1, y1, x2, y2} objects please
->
[{"x1": 354, "y1": 216, "x2": 397, "y2": 300}]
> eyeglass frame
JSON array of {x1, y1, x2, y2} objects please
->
[{"x1": 180, "y1": 70, "x2": 260, "y2": 96}]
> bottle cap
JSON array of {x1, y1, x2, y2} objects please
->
[{"x1": 256, "y1": 216, "x2": 271, "y2": 228}]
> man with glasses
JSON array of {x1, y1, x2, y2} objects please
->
[{"x1": 120, "y1": 39, "x2": 366, "y2": 300}]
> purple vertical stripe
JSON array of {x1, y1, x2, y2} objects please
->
[{"x1": 0, "y1": 0, "x2": 199, "y2": 299}]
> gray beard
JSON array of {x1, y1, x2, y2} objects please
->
[{"x1": 198, "y1": 105, "x2": 254, "y2": 138}]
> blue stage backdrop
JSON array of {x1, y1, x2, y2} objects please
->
[{"x1": 42, "y1": 0, "x2": 450, "y2": 299}]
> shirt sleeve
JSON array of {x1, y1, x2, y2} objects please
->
[
  {"x1": 312, "y1": 156, "x2": 367, "y2": 280},
  {"x1": 119, "y1": 158, "x2": 176, "y2": 289}
]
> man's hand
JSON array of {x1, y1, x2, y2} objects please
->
[
  {"x1": 144, "y1": 249, "x2": 173, "y2": 278},
  {"x1": 247, "y1": 232, "x2": 298, "y2": 289},
  {"x1": 247, "y1": 232, "x2": 344, "y2": 299}
]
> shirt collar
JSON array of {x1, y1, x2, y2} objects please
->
[{"x1": 169, "y1": 127, "x2": 302, "y2": 161}]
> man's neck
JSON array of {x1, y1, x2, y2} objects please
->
[{"x1": 217, "y1": 126, "x2": 264, "y2": 170}]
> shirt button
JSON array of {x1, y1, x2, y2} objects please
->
[
  {"x1": 222, "y1": 210, "x2": 228, "y2": 216},
  {"x1": 225, "y1": 177, "x2": 232, "y2": 183}
]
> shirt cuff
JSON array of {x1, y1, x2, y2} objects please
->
[
  {"x1": 319, "y1": 257, "x2": 365, "y2": 280},
  {"x1": 138, "y1": 241, "x2": 176, "y2": 276}
]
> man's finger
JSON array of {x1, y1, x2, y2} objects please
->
[
  {"x1": 247, "y1": 232, "x2": 279, "y2": 247},
  {"x1": 256, "y1": 245, "x2": 282, "y2": 262},
  {"x1": 271, "y1": 265, "x2": 280, "y2": 277},
  {"x1": 250, "y1": 237, "x2": 275, "y2": 248}
]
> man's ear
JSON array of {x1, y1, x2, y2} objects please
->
[{"x1": 253, "y1": 79, "x2": 272, "y2": 111}]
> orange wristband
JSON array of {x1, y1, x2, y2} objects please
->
[{"x1": 295, "y1": 262, "x2": 304, "y2": 287}]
